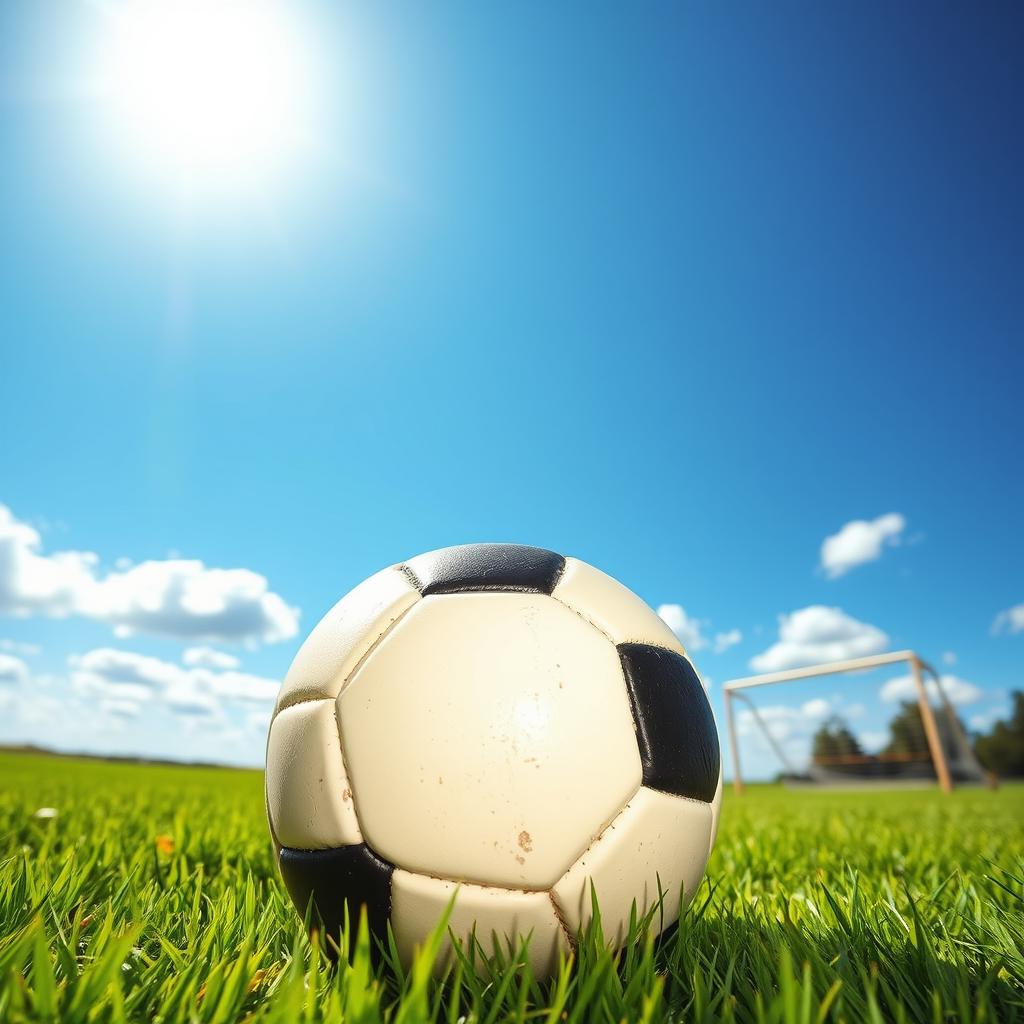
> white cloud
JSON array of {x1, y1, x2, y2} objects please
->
[
  {"x1": 100, "y1": 697, "x2": 143, "y2": 720},
  {"x1": 942, "y1": 651, "x2": 957, "y2": 665},
  {"x1": 879, "y1": 673, "x2": 983, "y2": 706},
  {"x1": 183, "y1": 646, "x2": 241, "y2": 670},
  {"x1": 0, "y1": 503, "x2": 298, "y2": 645},
  {"x1": 0, "y1": 668, "x2": 267, "y2": 766},
  {"x1": 991, "y1": 604, "x2": 1024, "y2": 636},
  {"x1": 0, "y1": 505, "x2": 97, "y2": 617},
  {"x1": 801, "y1": 698, "x2": 832, "y2": 719},
  {"x1": 713, "y1": 629, "x2": 742, "y2": 654},
  {"x1": 246, "y1": 707, "x2": 273, "y2": 734},
  {"x1": 71, "y1": 648, "x2": 180, "y2": 691},
  {"x1": 16, "y1": 691, "x2": 67, "y2": 727},
  {"x1": 85, "y1": 560, "x2": 298, "y2": 645},
  {"x1": 656, "y1": 604, "x2": 707, "y2": 651},
  {"x1": 72, "y1": 675, "x2": 156, "y2": 705},
  {"x1": 750, "y1": 606, "x2": 889, "y2": 673},
  {"x1": 69, "y1": 647, "x2": 280, "y2": 718},
  {"x1": 0, "y1": 654, "x2": 29, "y2": 686},
  {"x1": 0, "y1": 639, "x2": 40, "y2": 656},
  {"x1": 164, "y1": 680, "x2": 222, "y2": 717},
  {"x1": 968, "y1": 706, "x2": 1009, "y2": 732},
  {"x1": 820, "y1": 513, "x2": 905, "y2": 579},
  {"x1": 204, "y1": 670, "x2": 279, "y2": 703},
  {"x1": 859, "y1": 730, "x2": 888, "y2": 753},
  {"x1": 657, "y1": 605, "x2": 743, "y2": 657}
]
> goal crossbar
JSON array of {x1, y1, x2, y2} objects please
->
[
  {"x1": 723, "y1": 650, "x2": 958, "y2": 795},
  {"x1": 723, "y1": 649, "x2": 927, "y2": 691}
]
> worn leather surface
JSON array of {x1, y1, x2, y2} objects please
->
[
  {"x1": 337, "y1": 591, "x2": 640, "y2": 890},
  {"x1": 403, "y1": 543, "x2": 566, "y2": 596},
  {"x1": 618, "y1": 643, "x2": 720, "y2": 802},
  {"x1": 278, "y1": 843, "x2": 393, "y2": 955}
]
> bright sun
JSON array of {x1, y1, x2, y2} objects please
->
[{"x1": 100, "y1": 0, "x2": 317, "y2": 193}]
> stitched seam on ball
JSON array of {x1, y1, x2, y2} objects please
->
[
  {"x1": 621, "y1": 638, "x2": 689, "y2": 658},
  {"x1": 549, "y1": 588, "x2": 685, "y2": 657},
  {"x1": 393, "y1": 867, "x2": 547, "y2": 896},
  {"x1": 548, "y1": 890, "x2": 576, "y2": 953},
  {"x1": 548, "y1": 595, "x2": 617, "y2": 645},
  {"x1": 554, "y1": 779, "x2": 644, "y2": 885},
  {"x1": 548, "y1": 555, "x2": 567, "y2": 592},
  {"x1": 274, "y1": 612, "x2": 412, "y2": 712},
  {"x1": 331, "y1": 702, "x2": 366, "y2": 843},
  {"x1": 401, "y1": 868, "x2": 552, "y2": 892},
  {"x1": 265, "y1": 701, "x2": 281, "y2": 854},
  {"x1": 397, "y1": 562, "x2": 423, "y2": 592},
  {"x1": 335, "y1": 598, "x2": 419, "y2": 700},
  {"x1": 642, "y1": 785, "x2": 716, "y2": 808},
  {"x1": 265, "y1": 782, "x2": 282, "y2": 862},
  {"x1": 619, "y1": 652, "x2": 654, "y2": 778},
  {"x1": 424, "y1": 583, "x2": 546, "y2": 595},
  {"x1": 551, "y1": 603, "x2": 695, "y2": 660},
  {"x1": 273, "y1": 693, "x2": 337, "y2": 712}
]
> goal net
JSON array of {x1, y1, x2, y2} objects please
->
[{"x1": 723, "y1": 651, "x2": 989, "y2": 792}]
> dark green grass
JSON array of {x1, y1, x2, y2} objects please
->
[{"x1": 1, "y1": 751, "x2": 1021, "y2": 1022}]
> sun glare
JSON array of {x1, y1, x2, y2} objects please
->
[{"x1": 100, "y1": 0, "x2": 317, "y2": 194}]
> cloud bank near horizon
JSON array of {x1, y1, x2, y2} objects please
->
[{"x1": 0, "y1": 503, "x2": 299, "y2": 646}]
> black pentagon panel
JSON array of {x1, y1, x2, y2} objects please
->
[
  {"x1": 618, "y1": 643, "x2": 720, "y2": 802},
  {"x1": 278, "y1": 844, "x2": 393, "y2": 956},
  {"x1": 404, "y1": 543, "x2": 566, "y2": 596}
]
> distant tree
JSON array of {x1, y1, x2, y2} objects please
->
[
  {"x1": 884, "y1": 701, "x2": 930, "y2": 756},
  {"x1": 812, "y1": 716, "x2": 863, "y2": 762},
  {"x1": 974, "y1": 691, "x2": 1024, "y2": 778},
  {"x1": 810, "y1": 716, "x2": 866, "y2": 778},
  {"x1": 883, "y1": 700, "x2": 963, "y2": 757}
]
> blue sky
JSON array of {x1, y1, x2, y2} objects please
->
[{"x1": 1, "y1": 1, "x2": 1021, "y2": 774}]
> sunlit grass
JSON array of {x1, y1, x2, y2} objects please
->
[{"x1": 1, "y1": 751, "x2": 1021, "y2": 1022}]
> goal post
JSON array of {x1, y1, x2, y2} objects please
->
[{"x1": 723, "y1": 650, "x2": 987, "y2": 794}]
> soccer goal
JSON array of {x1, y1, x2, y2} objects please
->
[{"x1": 723, "y1": 651, "x2": 990, "y2": 794}]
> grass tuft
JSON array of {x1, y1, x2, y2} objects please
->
[{"x1": 1, "y1": 752, "x2": 1021, "y2": 1022}]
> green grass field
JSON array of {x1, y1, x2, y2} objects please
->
[{"x1": 1, "y1": 751, "x2": 1021, "y2": 1023}]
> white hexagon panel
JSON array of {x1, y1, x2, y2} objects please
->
[
  {"x1": 275, "y1": 566, "x2": 420, "y2": 713},
  {"x1": 552, "y1": 787, "x2": 713, "y2": 945},
  {"x1": 390, "y1": 870, "x2": 569, "y2": 977},
  {"x1": 551, "y1": 556, "x2": 686, "y2": 655},
  {"x1": 266, "y1": 543, "x2": 722, "y2": 978},
  {"x1": 338, "y1": 590, "x2": 642, "y2": 889},
  {"x1": 266, "y1": 699, "x2": 361, "y2": 849}
]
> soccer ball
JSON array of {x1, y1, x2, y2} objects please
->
[{"x1": 265, "y1": 544, "x2": 722, "y2": 976}]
